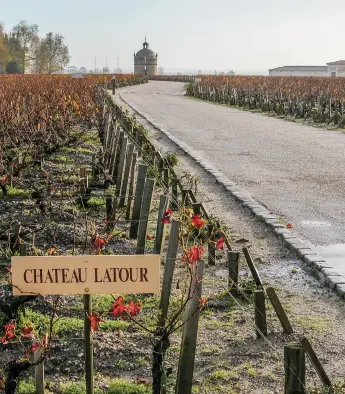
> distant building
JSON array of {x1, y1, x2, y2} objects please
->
[
  {"x1": 134, "y1": 37, "x2": 158, "y2": 75},
  {"x1": 269, "y1": 60, "x2": 345, "y2": 77}
]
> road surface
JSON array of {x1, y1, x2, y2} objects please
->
[{"x1": 120, "y1": 81, "x2": 345, "y2": 269}]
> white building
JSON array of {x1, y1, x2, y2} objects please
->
[{"x1": 269, "y1": 60, "x2": 345, "y2": 77}]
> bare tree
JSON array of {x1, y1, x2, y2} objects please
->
[
  {"x1": 12, "y1": 20, "x2": 39, "y2": 73},
  {"x1": 32, "y1": 32, "x2": 70, "y2": 74}
]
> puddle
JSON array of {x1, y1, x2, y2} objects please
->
[{"x1": 315, "y1": 244, "x2": 345, "y2": 273}]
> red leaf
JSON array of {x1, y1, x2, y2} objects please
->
[
  {"x1": 191, "y1": 214, "x2": 206, "y2": 229},
  {"x1": 216, "y1": 237, "x2": 225, "y2": 250},
  {"x1": 286, "y1": 223, "x2": 293, "y2": 229},
  {"x1": 126, "y1": 300, "x2": 141, "y2": 317},
  {"x1": 161, "y1": 208, "x2": 172, "y2": 224},
  {"x1": 1, "y1": 322, "x2": 16, "y2": 344},
  {"x1": 112, "y1": 296, "x2": 125, "y2": 317},
  {"x1": 88, "y1": 312, "x2": 105, "y2": 332},
  {"x1": 21, "y1": 326, "x2": 35, "y2": 339},
  {"x1": 182, "y1": 245, "x2": 204, "y2": 264}
]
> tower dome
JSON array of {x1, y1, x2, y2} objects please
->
[{"x1": 134, "y1": 37, "x2": 158, "y2": 75}]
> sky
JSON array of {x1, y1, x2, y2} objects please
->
[{"x1": 2, "y1": 0, "x2": 345, "y2": 75}]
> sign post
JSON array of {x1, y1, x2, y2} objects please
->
[{"x1": 11, "y1": 254, "x2": 160, "y2": 394}]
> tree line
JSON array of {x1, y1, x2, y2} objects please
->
[{"x1": 0, "y1": 20, "x2": 70, "y2": 74}]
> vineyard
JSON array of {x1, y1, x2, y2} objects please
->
[
  {"x1": 186, "y1": 75, "x2": 345, "y2": 126},
  {"x1": 0, "y1": 74, "x2": 345, "y2": 394}
]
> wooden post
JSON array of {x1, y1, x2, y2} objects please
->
[
  {"x1": 176, "y1": 260, "x2": 205, "y2": 394},
  {"x1": 112, "y1": 131, "x2": 124, "y2": 179},
  {"x1": 242, "y1": 247, "x2": 263, "y2": 288},
  {"x1": 115, "y1": 136, "x2": 128, "y2": 197},
  {"x1": 299, "y1": 336, "x2": 331, "y2": 387},
  {"x1": 171, "y1": 178, "x2": 179, "y2": 211},
  {"x1": 159, "y1": 220, "x2": 181, "y2": 326},
  {"x1": 119, "y1": 144, "x2": 134, "y2": 207},
  {"x1": 136, "y1": 178, "x2": 155, "y2": 254},
  {"x1": 207, "y1": 224, "x2": 216, "y2": 266},
  {"x1": 192, "y1": 202, "x2": 201, "y2": 215},
  {"x1": 130, "y1": 164, "x2": 148, "y2": 239},
  {"x1": 105, "y1": 195, "x2": 112, "y2": 219},
  {"x1": 163, "y1": 167, "x2": 169, "y2": 192},
  {"x1": 266, "y1": 287, "x2": 293, "y2": 334},
  {"x1": 34, "y1": 347, "x2": 45, "y2": 394},
  {"x1": 126, "y1": 153, "x2": 137, "y2": 220},
  {"x1": 79, "y1": 167, "x2": 87, "y2": 195},
  {"x1": 284, "y1": 342, "x2": 306, "y2": 394},
  {"x1": 84, "y1": 295, "x2": 94, "y2": 394},
  {"x1": 112, "y1": 77, "x2": 116, "y2": 95},
  {"x1": 254, "y1": 290, "x2": 267, "y2": 338},
  {"x1": 228, "y1": 251, "x2": 240, "y2": 292},
  {"x1": 154, "y1": 195, "x2": 169, "y2": 255},
  {"x1": 181, "y1": 189, "x2": 190, "y2": 207}
]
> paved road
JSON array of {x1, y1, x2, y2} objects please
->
[{"x1": 120, "y1": 81, "x2": 345, "y2": 265}]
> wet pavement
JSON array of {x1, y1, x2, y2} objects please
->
[{"x1": 120, "y1": 81, "x2": 345, "y2": 273}]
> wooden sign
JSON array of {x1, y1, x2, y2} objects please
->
[{"x1": 11, "y1": 255, "x2": 160, "y2": 296}]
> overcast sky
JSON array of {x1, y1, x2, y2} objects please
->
[{"x1": 2, "y1": 0, "x2": 345, "y2": 74}]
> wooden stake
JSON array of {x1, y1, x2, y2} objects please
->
[
  {"x1": 266, "y1": 287, "x2": 293, "y2": 334},
  {"x1": 171, "y1": 178, "x2": 179, "y2": 211},
  {"x1": 130, "y1": 164, "x2": 148, "y2": 239},
  {"x1": 34, "y1": 348, "x2": 45, "y2": 394},
  {"x1": 125, "y1": 153, "x2": 137, "y2": 220},
  {"x1": 207, "y1": 224, "x2": 216, "y2": 266},
  {"x1": 284, "y1": 342, "x2": 306, "y2": 394},
  {"x1": 242, "y1": 247, "x2": 263, "y2": 288},
  {"x1": 84, "y1": 295, "x2": 94, "y2": 394},
  {"x1": 119, "y1": 144, "x2": 134, "y2": 207},
  {"x1": 176, "y1": 260, "x2": 205, "y2": 394},
  {"x1": 115, "y1": 136, "x2": 128, "y2": 197},
  {"x1": 299, "y1": 336, "x2": 331, "y2": 387},
  {"x1": 254, "y1": 290, "x2": 267, "y2": 338},
  {"x1": 228, "y1": 251, "x2": 239, "y2": 292},
  {"x1": 105, "y1": 195, "x2": 112, "y2": 219},
  {"x1": 159, "y1": 220, "x2": 181, "y2": 326},
  {"x1": 154, "y1": 195, "x2": 169, "y2": 255},
  {"x1": 136, "y1": 178, "x2": 155, "y2": 254}
]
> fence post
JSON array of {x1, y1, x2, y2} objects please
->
[
  {"x1": 171, "y1": 178, "x2": 179, "y2": 211},
  {"x1": 159, "y1": 220, "x2": 181, "y2": 326},
  {"x1": 34, "y1": 347, "x2": 45, "y2": 394},
  {"x1": 105, "y1": 195, "x2": 112, "y2": 220},
  {"x1": 163, "y1": 167, "x2": 170, "y2": 192},
  {"x1": 266, "y1": 287, "x2": 294, "y2": 334},
  {"x1": 130, "y1": 164, "x2": 148, "y2": 239},
  {"x1": 242, "y1": 247, "x2": 263, "y2": 288},
  {"x1": 176, "y1": 259, "x2": 205, "y2": 394},
  {"x1": 207, "y1": 224, "x2": 216, "y2": 266},
  {"x1": 254, "y1": 290, "x2": 267, "y2": 338},
  {"x1": 119, "y1": 144, "x2": 134, "y2": 207},
  {"x1": 136, "y1": 178, "x2": 155, "y2": 254},
  {"x1": 228, "y1": 251, "x2": 240, "y2": 292},
  {"x1": 299, "y1": 336, "x2": 331, "y2": 387},
  {"x1": 84, "y1": 295, "x2": 94, "y2": 394},
  {"x1": 126, "y1": 153, "x2": 137, "y2": 220},
  {"x1": 154, "y1": 195, "x2": 169, "y2": 255},
  {"x1": 115, "y1": 136, "x2": 128, "y2": 197},
  {"x1": 284, "y1": 342, "x2": 306, "y2": 394}
]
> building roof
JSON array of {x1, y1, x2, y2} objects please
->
[
  {"x1": 268, "y1": 66, "x2": 327, "y2": 72},
  {"x1": 134, "y1": 40, "x2": 157, "y2": 60},
  {"x1": 326, "y1": 60, "x2": 345, "y2": 65}
]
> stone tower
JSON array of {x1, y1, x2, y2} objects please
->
[{"x1": 134, "y1": 37, "x2": 158, "y2": 75}]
